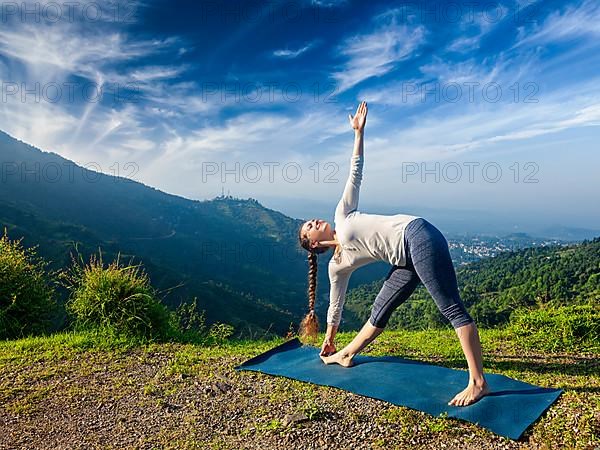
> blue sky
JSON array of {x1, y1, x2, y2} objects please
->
[{"x1": 0, "y1": 0, "x2": 599, "y2": 232}]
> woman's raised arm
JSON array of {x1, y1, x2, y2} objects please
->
[
  {"x1": 334, "y1": 101, "x2": 368, "y2": 220},
  {"x1": 348, "y1": 100, "x2": 367, "y2": 158}
]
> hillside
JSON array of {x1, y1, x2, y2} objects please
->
[
  {"x1": 0, "y1": 329, "x2": 597, "y2": 449},
  {"x1": 0, "y1": 130, "x2": 386, "y2": 335}
]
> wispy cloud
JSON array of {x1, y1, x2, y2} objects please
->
[
  {"x1": 309, "y1": 0, "x2": 347, "y2": 7},
  {"x1": 0, "y1": 2, "x2": 187, "y2": 167},
  {"x1": 273, "y1": 41, "x2": 316, "y2": 59},
  {"x1": 129, "y1": 65, "x2": 188, "y2": 83},
  {"x1": 446, "y1": 4, "x2": 508, "y2": 53},
  {"x1": 0, "y1": 23, "x2": 180, "y2": 83},
  {"x1": 151, "y1": 104, "x2": 349, "y2": 163},
  {"x1": 513, "y1": 0, "x2": 600, "y2": 48},
  {"x1": 361, "y1": 76, "x2": 600, "y2": 172},
  {"x1": 139, "y1": 103, "x2": 364, "y2": 199},
  {"x1": 358, "y1": 52, "x2": 520, "y2": 107},
  {"x1": 331, "y1": 10, "x2": 426, "y2": 93}
]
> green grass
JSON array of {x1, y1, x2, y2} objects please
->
[{"x1": 0, "y1": 328, "x2": 598, "y2": 449}]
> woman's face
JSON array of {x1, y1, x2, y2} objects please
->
[{"x1": 300, "y1": 219, "x2": 333, "y2": 249}]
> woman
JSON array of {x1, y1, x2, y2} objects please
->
[{"x1": 297, "y1": 101, "x2": 490, "y2": 407}]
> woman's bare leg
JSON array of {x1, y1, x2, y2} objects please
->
[
  {"x1": 405, "y1": 220, "x2": 490, "y2": 406},
  {"x1": 320, "y1": 320, "x2": 383, "y2": 367},
  {"x1": 448, "y1": 322, "x2": 490, "y2": 406}
]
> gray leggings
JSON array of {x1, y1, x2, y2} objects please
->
[{"x1": 369, "y1": 218, "x2": 474, "y2": 329}]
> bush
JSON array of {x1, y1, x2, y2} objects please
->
[
  {"x1": 507, "y1": 303, "x2": 600, "y2": 352},
  {"x1": 0, "y1": 229, "x2": 58, "y2": 339},
  {"x1": 173, "y1": 296, "x2": 207, "y2": 334},
  {"x1": 60, "y1": 248, "x2": 173, "y2": 340},
  {"x1": 208, "y1": 322, "x2": 235, "y2": 344}
]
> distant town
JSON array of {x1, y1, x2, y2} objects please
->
[{"x1": 446, "y1": 233, "x2": 572, "y2": 266}]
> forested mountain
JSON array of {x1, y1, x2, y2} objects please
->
[
  {"x1": 0, "y1": 131, "x2": 387, "y2": 335},
  {"x1": 342, "y1": 237, "x2": 600, "y2": 330}
]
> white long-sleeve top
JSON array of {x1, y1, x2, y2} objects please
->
[{"x1": 327, "y1": 153, "x2": 422, "y2": 326}]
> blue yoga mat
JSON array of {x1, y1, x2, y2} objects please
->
[{"x1": 235, "y1": 338, "x2": 563, "y2": 440}]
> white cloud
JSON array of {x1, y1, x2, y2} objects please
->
[
  {"x1": 310, "y1": 0, "x2": 347, "y2": 7},
  {"x1": 129, "y1": 66, "x2": 188, "y2": 83},
  {"x1": 513, "y1": 0, "x2": 600, "y2": 48},
  {"x1": 136, "y1": 103, "x2": 368, "y2": 199},
  {"x1": 273, "y1": 42, "x2": 316, "y2": 59},
  {"x1": 358, "y1": 52, "x2": 524, "y2": 107},
  {"x1": 0, "y1": 3, "x2": 183, "y2": 169},
  {"x1": 149, "y1": 105, "x2": 350, "y2": 164},
  {"x1": 447, "y1": 36, "x2": 481, "y2": 53},
  {"x1": 331, "y1": 10, "x2": 426, "y2": 93},
  {"x1": 0, "y1": 25, "x2": 175, "y2": 83},
  {"x1": 420, "y1": 52, "x2": 529, "y2": 88},
  {"x1": 360, "y1": 77, "x2": 600, "y2": 173},
  {"x1": 446, "y1": 3, "x2": 508, "y2": 53}
]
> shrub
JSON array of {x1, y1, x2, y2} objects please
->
[
  {"x1": 507, "y1": 303, "x2": 600, "y2": 352},
  {"x1": 59, "y1": 248, "x2": 173, "y2": 340},
  {"x1": 208, "y1": 322, "x2": 235, "y2": 344},
  {"x1": 0, "y1": 229, "x2": 58, "y2": 339},
  {"x1": 173, "y1": 296, "x2": 207, "y2": 334},
  {"x1": 169, "y1": 297, "x2": 236, "y2": 345},
  {"x1": 169, "y1": 297, "x2": 207, "y2": 343}
]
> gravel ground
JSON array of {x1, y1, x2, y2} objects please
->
[{"x1": 0, "y1": 344, "x2": 597, "y2": 450}]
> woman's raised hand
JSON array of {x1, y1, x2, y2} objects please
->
[{"x1": 348, "y1": 101, "x2": 368, "y2": 131}]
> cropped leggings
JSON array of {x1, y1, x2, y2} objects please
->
[{"x1": 369, "y1": 218, "x2": 474, "y2": 329}]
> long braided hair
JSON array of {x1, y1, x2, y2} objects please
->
[{"x1": 297, "y1": 223, "x2": 341, "y2": 342}]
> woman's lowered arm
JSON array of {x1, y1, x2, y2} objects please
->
[{"x1": 321, "y1": 264, "x2": 352, "y2": 356}]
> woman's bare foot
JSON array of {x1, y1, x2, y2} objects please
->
[
  {"x1": 448, "y1": 378, "x2": 490, "y2": 406},
  {"x1": 320, "y1": 351, "x2": 355, "y2": 367}
]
